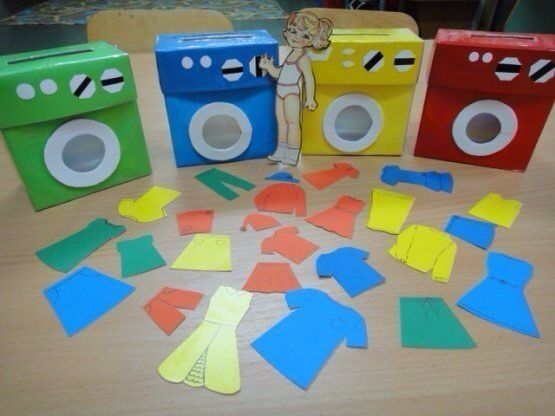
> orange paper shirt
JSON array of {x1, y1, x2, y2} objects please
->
[
  {"x1": 240, "y1": 213, "x2": 281, "y2": 231},
  {"x1": 176, "y1": 210, "x2": 214, "y2": 235},
  {"x1": 242, "y1": 263, "x2": 301, "y2": 293},
  {"x1": 261, "y1": 226, "x2": 319, "y2": 264},
  {"x1": 306, "y1": 196, "x2": 365, "y2": 239},
  {"x1": 144, "y1": 287, "x2": 203, "y2": 335},
  {"x1": 303, "y1": 163, "x2": 359, "y2": 190},
  {"x1": 254, "y1": 183, "x2": 307, "y2": 217}
]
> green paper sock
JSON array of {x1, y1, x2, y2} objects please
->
[
  {"x1": 36, "y1": 218, "x2": 126, "y2": 272},
  {"x1": 195, "y1": 168, "x2": 255, "y2": 200},
  {"x1": 116, "y1": 234, "x2": 166, "y2": 278},
  {"x1": 399, "y1": 297, "x2": 476, "y2": 349}
]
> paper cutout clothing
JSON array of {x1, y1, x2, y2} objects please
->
[
  {"x1": 399, "y1": 297, "x2": 476, "y2": 349},
  {"x1": 261, "y1": 226, "x2": 319, "y2": 264},
  {"x1": 303, "y1": 162, "x2": 359, "y2": 190},
  {"x1": 265, "y1": 171, "x2": 299, "y2": 183},
  {"x1": 118, "y1": 186, "x2": 181, "y2": 222},
  {"x1": 316, "y1": 247, "x2": 384, "y2": 297},
  {"x1": 43, "y1": 266, "x2": 134, "y2": 336},
  {"x1": 36, "y1": 218, "x2": 125, "y2": 272},
  {"x1": 172, "y1": 234, "x2": 231, "y2": 271},
  {"x1": 381, "y1": 165, "x2": 453, "y2": 193},
  {"x1": 158, "y1": 286, "x2": 253, "y2": 394},
  {"x1": 389, "y1": 225, "x2": 457, "y2": 283},
  {"x1": 116, "y1": 234, "x2": 166, "y2": 278},
  {"x1": 367, "y1": 188, "x2": 414, "y2": 234},
  {"x1": 457, "y1": 252, "x2": 539, "y2": 338},
  {"x1": 251, "y1": 288, "x2": 367, "y2": 389},
  {"x1": 468, "y1": 193, "x2": 522, "y2": 228},
  {"x1": 176, "y1": 210, "x2": 214, "y2": 235},
  {"x1": 445, "y1": 215, "x2": 496, "y2": 250},
  {"x1": 306, "y1": 196, "x2": 364, "y2": 239},
  {"x1": 144, "y1": 287, "x2": 203, "y2": 335},
  {"x1": 195, "y1": 168, "x2": 255, "y2": 201},
  {"x1": 242, "y1": 263, "x2": 301, "y2": 293},
  {"x1": 240, "y1": 213, "x2": 280, "y2": 232},
  {"x1": 254, "y1": 183, "x2": 307, "y2": 216}
]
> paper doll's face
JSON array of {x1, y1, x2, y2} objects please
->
[{"x1": 283, "y1": 22, "x2": 311, "y2": 48}]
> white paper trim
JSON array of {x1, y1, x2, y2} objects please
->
[
  {"x1": 323, "y1": 93, "x2": 383, "y2": 152},
  {"x1": 452, "y1": 99, "x2": 517, "y2": 156},
  {"x1": 44, "y1": 119, "x2": 121, "y2": 187},
  {"x1": 189, "y1": 102, "x2": 252, "y2": 161}
]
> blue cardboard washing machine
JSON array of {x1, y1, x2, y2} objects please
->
[{"x1": 155, "y1": 30, "x2": 278, "y2": 167}]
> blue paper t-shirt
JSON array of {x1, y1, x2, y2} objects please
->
[
  {"x1": 316, "y1": 247, "x2": 385, "y2": 297},
  {"x1": 251, "y1": 288, "x2": 367, "y2": 389}
]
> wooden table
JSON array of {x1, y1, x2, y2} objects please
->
[{"x1": 1, "y1": 42, "x2": 554, "y2": 416}]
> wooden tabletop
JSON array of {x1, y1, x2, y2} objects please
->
[{"x1": 1, "y1": 42, "x2": 554, "y2": 416}]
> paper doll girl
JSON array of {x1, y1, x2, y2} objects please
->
[{"x1": 259, "y1": 11, "x2": 333, "y2": 166}]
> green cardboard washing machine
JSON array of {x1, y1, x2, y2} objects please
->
[{"x1": 0, "y1": 41, "x2": 151, "y2": 210}]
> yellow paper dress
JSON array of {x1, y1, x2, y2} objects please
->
[
  {"x1": 389, "y1": 225, "x2": 456, "y2": 283},
  {"x1": 158, "y1": 286, "x2": 253, "y2": 395}
]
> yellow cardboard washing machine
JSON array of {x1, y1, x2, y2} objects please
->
[{"x1": 301, "y1": 28, "x2": 423, "y2": 155}]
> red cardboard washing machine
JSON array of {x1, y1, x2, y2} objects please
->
[{"x1": 414, "y1": 29, "x2": 555, "y2": 171}]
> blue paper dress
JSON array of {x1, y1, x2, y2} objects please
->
[
  {"x1": 457, "y1": 252, "x2": 539, "y2": 338},
  {"x1": 43, "y1": 266, "x2": 135, "y2": 336},
  {"x1": 251, "y1": 288, "x2": 367, "y2": 389},
  {"x1": 316, "y1": 247, "x2": 385, "y2": 297}
]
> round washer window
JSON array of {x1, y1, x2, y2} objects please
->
[
  {"x1": 62, "y1": 133, "x2": 106, "y2": 172},
  {"x1": 202, "y1": 114, "x2": 242, "y2": 150},
  {"x1": 189, "y1": 102, "x2": 252, "y2": 161},
  {"x1": 334, "y1": 105, "x2": 373, "y2": 141},
  {"x1": 323, "y1": 93, "x2": 383, "y2": 153},
  {"x1": 44, "y1": 119, "x2": 121, "y2": 188},
  {"x1": 452, "y1": 100, "x2": 517, "y2": 156}
]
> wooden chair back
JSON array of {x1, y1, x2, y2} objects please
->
[
  {"x1": 87, "y1": 9, "x2": 233, "y2": 52},
  {"x1": 300, "y1": 8, "x2": 419, "y2": 35}
]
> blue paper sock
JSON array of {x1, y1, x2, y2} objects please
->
[{"x1": 381, "y1": 165, "x2": 454, "y2": 193}]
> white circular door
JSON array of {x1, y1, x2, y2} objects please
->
[
  {"x1": 323, "y1": 93, "x2": 383, "y2": 153},
  {"x1": 452, "y1": 99, "x2": 518, "y2": 156},
  {"x1": 44, "y1": 119, "x2": 121, "y2": 188},
  {"x1": 189, "y1": 102, "x2": 252, "y2": 161}
]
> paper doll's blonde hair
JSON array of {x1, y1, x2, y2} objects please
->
[{"x1": 287, "y1": 11, "x2": 333, "y2": 50}]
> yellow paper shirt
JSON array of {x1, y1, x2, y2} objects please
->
[
  {"x1": 117, "y1": 186, "x2": 181, "y2": 222},
  {"x1": 158, "y1": 287, "x2": 253, "y2": 395},
  {"x1": 468, "y1": 193, "x2": 522, "y2": 228},
  {"x1": 367, "y1": 188, "x2": 414, "y2": 234},
  {"x1": 172, "y1": 234, "x2": 231, "y2": 271},
  {"x1": 389, "y1": 225, "x2": 457, "y2": 283}
]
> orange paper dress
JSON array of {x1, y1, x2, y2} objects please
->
[{"x1": 306, "y1": 196, "x2": 365, "y2": 238}]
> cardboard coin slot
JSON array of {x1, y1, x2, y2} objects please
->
[
  {"x1": 471, "y1": 34, "x2": 535, "y2": 41},
  {"x1": 179, "y1": 34, "x2": 253, "y2": 42},
  {"x1": 8, "y1": 49, "x2": 92, "y2": 65}
]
